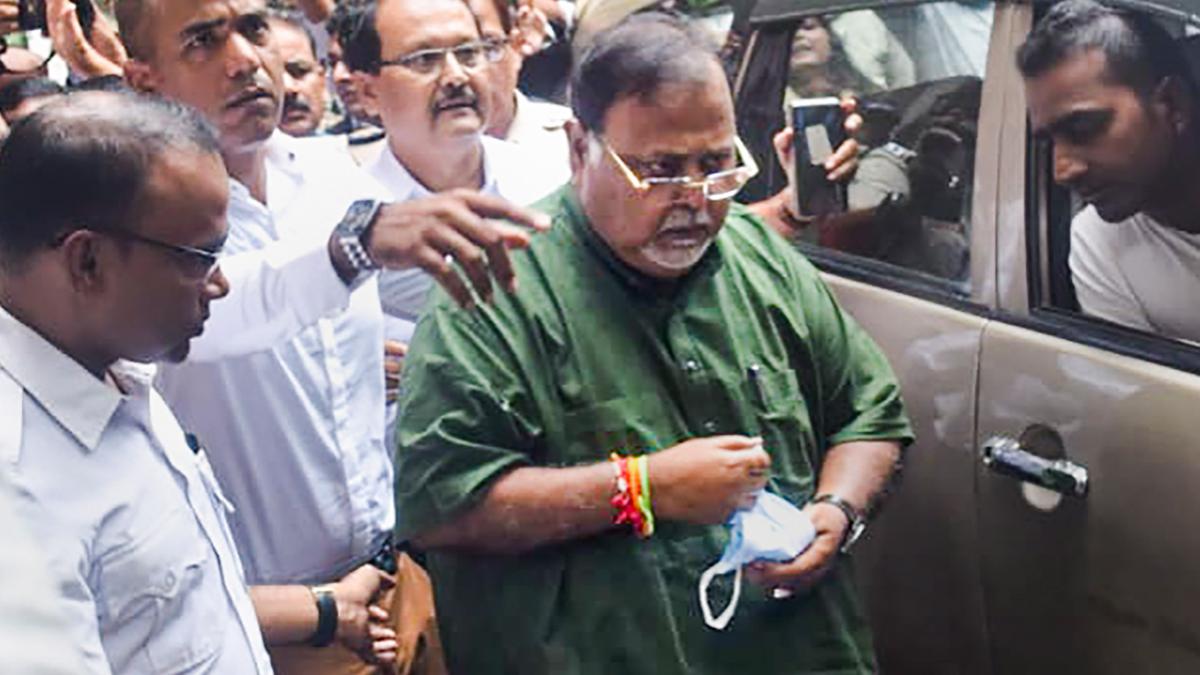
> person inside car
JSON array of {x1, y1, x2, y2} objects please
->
[{"x1": 1020, "y1": 0, "x2": 1200, "y2": 341}]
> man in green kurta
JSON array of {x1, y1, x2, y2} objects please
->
[{"x1": 393, "y1": 12, "x2": 914, "y2": 675}]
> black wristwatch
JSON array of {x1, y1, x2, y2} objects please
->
[
  {"x1": 810, "y1": 493, "x2": 867, "y2": 554},
  {"x1": 308, "y1": 584, "x2": 339, "y2": 647},
  {"x1": 334, "y1": 199, "x2": 382, "y2": 284}
]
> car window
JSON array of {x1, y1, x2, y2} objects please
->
[
  {"x1": 1033, "y1": 13, "x2": 1200, "y2": 347},
  {"x1": 742, "y1": 2, "x2": 995, "y2": 295}
]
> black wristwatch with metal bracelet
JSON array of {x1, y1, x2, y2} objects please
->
[
  {"x1": 334, "y1": 199, "x2": 382, "y2": 285},
  {"x1": 810, "y1": 493, "x2": 867, "y2": 554}
]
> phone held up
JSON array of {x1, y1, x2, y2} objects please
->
[
  {"x1": 17, "y1": 0, "x2": 96, "y2": 36},
  {"x1": 790, "y1": 97, "x2": 848, "y2": 219}
]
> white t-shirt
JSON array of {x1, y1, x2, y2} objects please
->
[{"x1": 1070, "y1": 206, "x2": 1200, "y2": 343}]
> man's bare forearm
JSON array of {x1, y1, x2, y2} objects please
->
[
  {"x1": 250, "y1": 585, "x2": 319, "y2": 645},
  {"x1": 414, "y1": 463, "x2": 617, "y2": 555},
  {"x1": 814, "y1": 440, "x2": 903, "y2": 514}
]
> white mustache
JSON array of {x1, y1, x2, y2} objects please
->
[{"x1": 660, "y1": 208, "x2": 714, "y2": 232}]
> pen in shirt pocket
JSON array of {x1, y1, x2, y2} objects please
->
[{"x1": 748, "y1": 364, "x2": 766, "y2": 408}]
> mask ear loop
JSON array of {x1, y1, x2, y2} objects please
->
[{"x1": 699, "y1": 562, "x2": 743, "y2": 630}]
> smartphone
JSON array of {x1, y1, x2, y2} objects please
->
[
  {"x1": 17, "y1": 0, "x2": 95, "y2": 36},
  {"x1": 790, "y1": 97, "x2": 847, "y2": 218}
]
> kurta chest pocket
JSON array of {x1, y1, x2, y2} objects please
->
[
  {"x1": 746, "y1": 368, "x2": 819, "y2": 499},
  {"x1": 98, "y1": 506, "x2": 221, "y2": 672},
  {"x1": 559, "y1": 394, "x2": 681, "y2": 464}
]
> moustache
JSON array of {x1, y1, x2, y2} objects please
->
[
  {"x1": 225, "y1": 71, "x2": 278, "y2": 109},
  {"x1": 431, "y1": 84, "x2": 479, "y2": 115},
  {"x1": 283, "y1": 93, "x2": 312, "y2": 115},
  {"x1": 660, "y1": 207, "x2": 715, "y2": 232}
]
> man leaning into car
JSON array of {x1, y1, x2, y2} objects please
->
[{"x1": 1020, "y1": 0, "x2": 1200, "y2": 342}]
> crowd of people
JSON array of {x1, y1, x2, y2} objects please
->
[{"x1": 0, "y1": 0, "x2": 1197, "y2": 673}]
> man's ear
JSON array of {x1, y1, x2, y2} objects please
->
[
  {"x1": 59, "y1": 230, "x2": 108, "y2": 294},
  {"x1": 1153, "y1": 75, "x2": 1194, "y2": 136},
  {"x1": 123, "y1": 58, "x2": 161, "y2": 94},
  {"x1": 565, "y1": 118, "x2": 589, "y2": 177}
]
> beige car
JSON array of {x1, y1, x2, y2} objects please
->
[{"x1": 733, "y1": 1, "x2": 1200, "y2": 673}]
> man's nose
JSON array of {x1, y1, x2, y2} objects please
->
[
  {"x1": 225, "y1": 32, "x2": 263, "y2": 81},
  {"x1": 1053, "y1": 144, "x2": 1088, "y2": 186},
  {"x1": 332, "y1": 60, "x2": 351, "y2": 83},
  {"x1": 439, "y1": 50, "x2": 470, "y2": 85},
  {"x1": 205, "y1": 265, "x2": 231, "y2": 301}
]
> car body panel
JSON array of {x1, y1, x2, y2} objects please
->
[
  {"x1": 736, "y1": 0, "x2": 1200, "y2": 672},
  {"x1": 976, "y1": 320, "x2": 1200, "y2": 674},
  {"x1": 825, "y1": 274, "x2": 991, "y2": 675}
]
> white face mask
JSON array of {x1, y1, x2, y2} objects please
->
[
  {"x1": 637, "y1": 206, "x2": 716, "y2": 273},
  {"x1": 698, "y1": 491, "x2": 816, "y2": 630}
]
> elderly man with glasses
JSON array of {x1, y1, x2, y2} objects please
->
[{"x1": 393, "y1": 12, "x2": 913, "y2": 675}]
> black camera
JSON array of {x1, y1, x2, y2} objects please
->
[{"x1": 17, "y1": 0, "x2": 96, "y2": 36}]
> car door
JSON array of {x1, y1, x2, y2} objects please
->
[
  {"x1": 734, "y1": 1, "x2": 1019, "y2": 672},
  {"x1": 974, "y1": 2, "x2": 1200, "y2": 673}
]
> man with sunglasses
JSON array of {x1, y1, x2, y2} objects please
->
[{"x1": 394, "y1": 13, "x2": 912, "y2": 675}]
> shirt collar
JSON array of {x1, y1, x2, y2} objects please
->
[
  {"x1": 557, "y1": 186, "x2": 724, "y2": 298},
  {"x1": 227, "y1": 132, "x2": 303, "y2": 215},
  {"x1": 367, "y1": 135, "x2": 503, "y2": 202},
  {"x1": 0, "y1": 305, "x2": 133, "y2": 452}
]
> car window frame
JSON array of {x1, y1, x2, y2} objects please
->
[
  {"x1": 733, "y1": 0, "x2": 998, "y2": 310},
  {"x1": 1018, "y1": 2, "x2": 1200, "y2": 377}
]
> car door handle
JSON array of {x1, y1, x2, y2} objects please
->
[{"x1": 981, "y1": 436, "x2": 1089, "y2": 498}]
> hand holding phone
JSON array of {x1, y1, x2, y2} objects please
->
[{"x1": 791, "y1": 97, "x2": 848, "y2": 218}]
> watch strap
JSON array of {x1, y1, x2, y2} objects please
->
[
  {"x1": 308, "y1": 585, "x2": 338, "y2": 648},
  {"x1": 811, "y1": 493, "x2": 866, "y2": 554}
]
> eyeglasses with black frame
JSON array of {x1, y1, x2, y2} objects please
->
[
  {"x1": 377, "y1": 39, "x2": 506, "y2": 76},
  {"x1": 53, "y1": 228, "x2": 223, "y2": 280},
  {"x1": 598, "y1": 136, "x2": 761, "y2": 202}
]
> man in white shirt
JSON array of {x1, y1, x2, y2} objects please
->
[
  {"x1": 115, "y1": 0, "x2": 549, "y2": 671},
  {"x1": 341, "y1": 0, "x2": 567, "y2": 329},
  {"x1": 1019, "y1": 0, "x2": 1200, "y2": 342},
  {"x1": 0, "y1": 90, "x2": 272, "y2": 675},
  {"x1": 470, "y1": 0, "x2": 573, "y2": 183}
]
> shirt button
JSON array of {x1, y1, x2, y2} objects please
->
[
  {"x1": 162, "y1": 571, "x2": 177, "y2": 594},
  {"x1": 703, "y1": 420, "x2": 718, "y2": 433},
  {"x1": 683, "y1": 360, "x2": 700, "y2": 372}
]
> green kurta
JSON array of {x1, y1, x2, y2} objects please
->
[{"x1": 394, "y1": 185, "x2": 914, "y2": 675}]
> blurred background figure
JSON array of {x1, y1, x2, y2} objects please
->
[
  {"x1": 269, "y1": 8, "x2": 329, "y2": 137},
  {"x1": 469, "y1": 0, "x2": 572, "y2": 181},
  {"x1": 786, "y1": 14, "x2": 878, "y2": 101}
]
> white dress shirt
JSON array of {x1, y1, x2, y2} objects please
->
[
  {"x1": 368, "y1": 134, "x2": 565, "y2": 324},
  {"x1": 0, "y1": 306, "x2": 272, "y2": 675},
  {"x1": 158, "y1": 133, "x2": 394, "y2": 585}
]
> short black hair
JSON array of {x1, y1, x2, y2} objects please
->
[
  {"x1": 0, "y1": 91, "x2": 221, "y2": 270},
  {"x1": 570, "y1": 11, "x2": 722, "y2": 133},
  {"x1": 0, "y1": 78, "x2": 64, "y2": 116},
  {"x1": 267, "y1": 5, "x2": 320, "y2": 62},
  {"x1": 1018, "y1": 0, "x2": 1197, "y2": 99},
  {"x1": 334, "y1": 0, "x2": 481, "y2": 75},
  {"x1": 331, "y1": 0, "x2": 381, "y2": 74}
]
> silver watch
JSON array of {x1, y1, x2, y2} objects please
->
[{"x1": 335, "y1": 199, "x2": 382, "y2": 279}]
